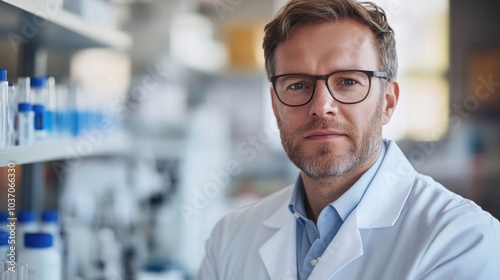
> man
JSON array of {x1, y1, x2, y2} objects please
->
[{"x1": 198, "y1": 0, "x2": 500, "y2": 279}]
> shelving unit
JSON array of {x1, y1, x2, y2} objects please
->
[
  {"x1": 0, "y1": 0, "x2": 132, "y2": 50},
  {"x1": 0, "y1": 134, "x2": 189, "y2": 167},
  {"x1": 0, "y1": 133, "x2": 132, "y2": 167},
  {"x1": 0, "y1": 0, "x2": 134, "y2": 165},
  {"x1": 0, "y1": 0, "x2": 134, "y2": 213}
]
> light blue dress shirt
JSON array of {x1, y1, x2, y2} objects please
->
[{"x1": 289, "y1": 141, "x2": 388, "y2": 280}]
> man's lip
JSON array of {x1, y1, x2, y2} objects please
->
[{"x1": 304, "y1": 130, "x2": 345, "y2": 139}]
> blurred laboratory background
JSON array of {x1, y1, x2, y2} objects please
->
[{"x1": 0, "y1": 0, "x2": 499, "y2": 279}]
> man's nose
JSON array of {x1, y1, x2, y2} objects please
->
[{"x1": 308, "y1": 80, "x2": 339, "y2": 117}]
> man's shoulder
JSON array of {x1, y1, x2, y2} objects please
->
[
  {"x1": 224, "y1": 185, "x2": 293, "y2": 224},
  {"x1": 402, "y1": 173, "x2": 500, "y2": 278},
  {"x1": 212, "y1": 185, "x2": 293, "y2": 237},
  {"x1": 409, "y1": 172, "x2": 499, "y2": 228},
  {"x1": 382, "y1": 140, "x2": 496, "y2": 223}
]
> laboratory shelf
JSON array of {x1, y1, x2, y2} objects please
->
[
  {"x1": 0, "y1": 133, "x2": 132, "y2": 167},
  {"x1": 0, "y1": 0, "x2": 132, "y2": 50}
]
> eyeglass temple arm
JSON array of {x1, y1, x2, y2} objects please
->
[{"x1": 373, "y1": 71, "x2": 388, "y2": 79}]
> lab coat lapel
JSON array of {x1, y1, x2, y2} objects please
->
[
  {"x1": 259, "y1": 202, "x2": 298, "y2": 280},
  {"x1": 356, "y1": 140, "x2": 416, "y2": 229},
  {"x1": 309, "y1": 140, "x2": 417, "y2": 279},
  {"x1": 309, "y1": 210, "x2": 363, "y2": 279}
]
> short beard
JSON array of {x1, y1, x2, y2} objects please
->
[{"x1": 276, "y1": 97, "x2": 383, "y2": 179}]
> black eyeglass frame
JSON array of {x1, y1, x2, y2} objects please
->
[{"x1": 270, "y1": 70, "x2": 388, "y2": 107}]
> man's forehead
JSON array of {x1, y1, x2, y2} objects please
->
[{"x1": 274, "y1": 20, "x2": 379, "y2": 73}]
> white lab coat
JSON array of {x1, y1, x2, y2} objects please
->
[{"x1": 198, "y1": 140, "x2": 500, "y2": 280}]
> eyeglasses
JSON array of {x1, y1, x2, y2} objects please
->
[{"x1": 271, "y1": 70, "x2": 388, "y2": 107}]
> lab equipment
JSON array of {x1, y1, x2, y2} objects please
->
[
  {"x1": 17, "y1": 78, "x2": 34, "y2": 146},
  {"x1": 16, "y1": 211, "x2": 37, "y2": 252},
  {"x1": 31, "y1": 77, "x2": 48, "y2": 143},
  {"x1": 40, "y1": 210, "x2": 61, "y2": 252},
  {"x1": 7, "y1": 83, "x2": 17, "y2": 146},
  {"x1": 0, "y1": 70, "x2": 8, "y2": 148},
  {"x1": 19, "y1": 233, "x2": 60, "y2": 280},
  {"x1": 0, "y1": 231, "x2": 8, "y2": 262}
]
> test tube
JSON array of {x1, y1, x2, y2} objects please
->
[
  {"x1": 0, "y1": 70, "x2": 8, "y2": 148},
  {"x1": 46, "y1": 76, "x2": 57, "y2": 139},
  {"x1": 55, "y1": 85, "x2": 70, "y2": 139},
  {"x1": 0, "y1": 260, "x2": 6, "y2": 271},
  {"x1": 0, "y1": 261, "x2": 8, "y2": 280},
  {"x1": 0, "y1": 264, "x2": 28, "y2": 280},
  {"x1": 31, "y1": 77, "x2": 48, "y2": 143},
  {"x1": 17, "y1": 77, "x2": 34, "y2": 146},
  {"x1": 16, "y1": 264, "x2": 28, "y2": 280},
  {"x1": 7, "y1": 83, "x2": 17, "y2": 146}
]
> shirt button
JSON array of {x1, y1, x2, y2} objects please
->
[
  {"x1": 293, "y1": 212, "x2": 300, "y2": 219},
  {"x1": 310, "y1": 258, "x2": 319, "y2": 266}
]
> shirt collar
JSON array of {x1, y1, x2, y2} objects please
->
[
  {"x1": 288, "y1": 140, "x2": 388, "y2": 222},
  {"x1": 333, "y1": 140, "x2": 387, "y2": 221},
  {"x1": 288, "y1": 175, "x2": 307, "y2": 220}
]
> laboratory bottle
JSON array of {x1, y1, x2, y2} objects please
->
[
  {"x1": 0, "y1": 70, "x2": 8, "y2": 148},
  {"x1": 17, "y1": 211, "x2": 38, "y2": 252},
  {"x1": 55, "y1": 85, "x2": 70, "y2": 139},
  {"x1": 17, "y1": 78, "x2": 34, "y2": 146},
  {"x1": 19, "y1": 233, "x2": 61, "y2": 280},
  {"x1": 31, "y1": 77, "x2": 48, "y2": 143},
  {"x1": 7, "y1": 83, "x2": 17, "y2": 146},
  {"x1": 39, "y1": 210, "x2": 61, "y2": 252},
  {"x1": 0, "y1": 231, "x2": 8, "y2": 262},
  {"x1": 45, "y1": 77, "x2": 57, "y2": 139}
]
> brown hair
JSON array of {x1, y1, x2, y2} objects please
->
[{"x1": 263, "y1": 0, "x2": 397, "y2": 82}]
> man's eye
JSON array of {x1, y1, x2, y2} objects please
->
[
  {"x1": 341, "y1": 79, "x2": 357, "y2": 86},
  {"x1": 289, "y1": 83, "x2": 306, "y2": 90}
]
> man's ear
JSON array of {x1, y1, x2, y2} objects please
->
[
  {"x1": 382, "y1": 81, "x2": 399, "y2": 125},
  {"x1": 270, "y1": 87, "x2": 278, "y2": 117}
]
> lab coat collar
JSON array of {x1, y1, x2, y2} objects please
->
[
  {"x1": 356, "y1": 139, "x2": 416, "y2": 229},
  {"x1": 260, "y1": 195, "x2": 298, "y2": 280}
]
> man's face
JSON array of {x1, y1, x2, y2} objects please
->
[{"x1": 272, "y1": 20, "x2": 398, "y2": 179}]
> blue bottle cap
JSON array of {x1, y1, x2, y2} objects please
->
[
  {"x1": 18, "y1": 210, "x2": 35, "y2": 223},
  {"x1": 41, "y1": 210, "x2": 59, "y2": 223},
  {"x1": 0, "y1": 231, "x2": 8, "y2": 246},
  {"x1": 24, "y1": 233, "x2": 53, "y2": 248},
  {"x1": 0, "y1": 70, "x2": 6, "y2": 82},
  {"x1": 0, "y1": 212, "x2": 8, "y2": 222},
  {"x1": 33, "y1": 104, "x2": 45, "y2": 113},
  {"x1": 18, "y1": 103, "x2": 33, "y2": 112},
  {"x1": 30, "y1": 77, "x2": 46, "y2": 88}
]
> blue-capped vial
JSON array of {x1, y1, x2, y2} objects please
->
[
  {"x1": 45, "y1": 76, "x2": 57, "y2": 139},
  {"x1": 7, "y1": 83, "x2": 17, "y2": 146},
  {"x1": 19, "y1": 233, "x2": 61, "y2": 280},
  {"x1": 0, "y1": 69, "x2": 8, "y2": 148},
  {"x1": 17, "y1": 210, "x2": 38, "y2": 251},
  {"x1": 0, "y1": 231, "x2": 9, "y2": 262},
  {"x1": 31, "y1": 77, "x2": 48, "y2": 143},
  {"x1": 41, "y1": 210, "x2": 62, "y2": 252},
  {"x1": 17, "y1": 77, "x2": 34, "y2": 146}
]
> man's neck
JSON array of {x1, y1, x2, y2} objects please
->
[{"x1": 301, "y1": 147, "x2": 381, "y2": 224}]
